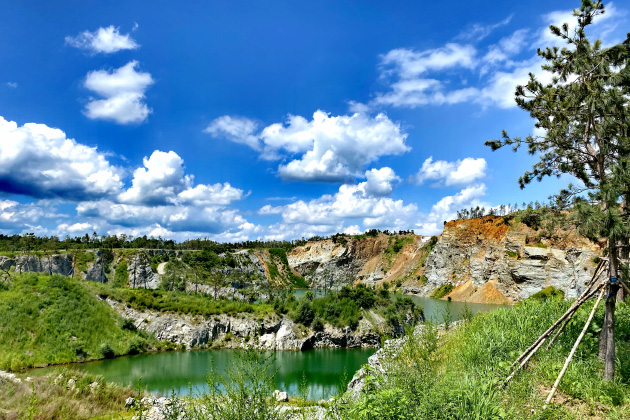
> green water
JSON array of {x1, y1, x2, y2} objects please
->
[{"x1": 39, "y1": 349, "x2": 374, "y2": 400}]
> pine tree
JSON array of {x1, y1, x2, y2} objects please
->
[{"x1": 486, "y1": 0, "x2": 630, "y2": 380}]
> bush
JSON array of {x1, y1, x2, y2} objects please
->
[
  {"x1": 430, "y1": 284, "x2": 454, "y2": 299},
  {"x1": 312, "y1": 317, "x2": 324, "y2": 332},
  {"x1": 294, "y1": 300, "x2": 315, "y2": 326},
  {"x1": 100, "y1": 343, "x2": 116, "y2": 359}
]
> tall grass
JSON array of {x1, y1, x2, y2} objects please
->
[
  {"x1": 335, "y1": 298, "x2": 630, "y2": 419},
  {"x1": 0, "y1": 273, "x2": 159, "y2": 371}
]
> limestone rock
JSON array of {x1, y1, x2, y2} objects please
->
[{"x1": 273, "y1": 390, "x2": 289, "y2": 402}]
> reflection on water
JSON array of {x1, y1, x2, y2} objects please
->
[
  {"x1": 34, "y1": 291, "x2": 507, "y2": 400},
  {"x1": 36, "y1": 348, "x2": 374, "y2": 400}
]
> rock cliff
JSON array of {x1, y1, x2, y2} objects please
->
[
  {"x1": 106, "y1": 298, "x2": 380, "y2": 350},
  {"x1": 287, "y1": 216, "x2": 601, "y2": 303}
]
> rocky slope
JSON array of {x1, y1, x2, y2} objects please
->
[
  {"x1": 105, "y1": 298, "x2": 380, "y2": 350},
  {"x1": 417, "y1": 216, "x2": 600, "y2": 303},
  {"x1": 288, "y1": 234, "x2": 432, "y2": 289},
  {"x1": 0, "y1": 248, "x2": 296, "y2": 291},
  {"x1": 288, "y1": 216, "x2": 601, "y2": 303}
]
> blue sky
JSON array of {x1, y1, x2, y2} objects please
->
[{"x1": 0, "y1": 0, "x2": 628, "y2": 241}]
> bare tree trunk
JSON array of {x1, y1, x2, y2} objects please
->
[
  {"x1": 618, "y1": 196, "x2": 628, "y2": 302},
  {"x1": 600, "y1": 239, "x2": 619, "y2": 380}
]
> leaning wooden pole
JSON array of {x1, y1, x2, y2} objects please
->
[
  {"x1": 503, "y1": 282, "x2": 603, "y2": 387},
  {"x1": 543, "y1": 287, "x2": 605, "y2": 409},
  {"x1": 510, "y1": 261, "x2": 606, "y2": 369}
]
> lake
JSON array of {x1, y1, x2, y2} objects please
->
[
  {"x1": 35, "y1": 294, "x2": 507, "y2": 400},
  {"x1": 37, "y1": 348, "x2": 375, "y2": 401}
]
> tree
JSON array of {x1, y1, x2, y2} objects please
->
[
  {"x1": 161, "y1": 258, "x2": 189, "y2": 292},
  {"x1": 486, "y1": 0, "x2": 630, "y2": 380}
]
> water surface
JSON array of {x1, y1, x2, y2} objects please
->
[{"x1": 38, "y1": 348, "x2": 374, "y2": 400}]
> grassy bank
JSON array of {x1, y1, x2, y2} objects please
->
[
  {"x1": 0, "y1": 273, "x2": 161, "y2": 371},
  {"x1": 335, "y1": 297, "x2": 630, "y2": 419},
  {"x1": 0, "y1": 369, "x2": 133, "y2": 420},
  {"x1": 88, "y1": 282, "x2": 276, "y2": 317}
]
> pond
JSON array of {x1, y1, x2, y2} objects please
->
[{"x1": 36, "y1": 348, "x2": 375, "y2": 401}]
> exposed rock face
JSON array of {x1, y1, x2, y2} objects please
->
[
  {"x1": 106, "y1": 299, "x2": 381, "y2": 350},
  {"x1": 85, "y1": 250, "x2": 107, "y2": 283},
  {"x1": 127, "y1": 254, "x2": 160, "y2": 289},
  {"x1": 420, "y1": 217, "x2": 600, "y2": 302},
  {"x1": 5, "y1": 254, "x2": 73, "y2": 276},
  {"x1": 288, "y1": 235, "x2": 428, "y2": 289}
]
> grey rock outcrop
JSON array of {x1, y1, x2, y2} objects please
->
[
  {"x1": 127, "y1": 254, "x2": 160, "y2": 289},
  {"x1": 10, "y1": 254, "x2": 73, "y2": 276},
  {"x1": 106, "y1": 298, "x2": 381, "y2": 350},
  {"x1": 421, "y1": 222, "x2": 599, "y2": 302}
]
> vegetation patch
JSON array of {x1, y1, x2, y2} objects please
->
[
  {"x1": 0, "y1": 273, "x2": 159, "y2": 371},
  {"x1": 430, "y1": 283, "x2": 454, "y2": 299},
  {"x1": 528, "y1": 286, "x2": 565, "y2": 301},
  {"x1": 0, "y1": 369, "x2": 133, "y2": 419},
  {"x1": 91, "y1": 282, "x2": 275, "y2": 318},
  {"x1": 335, "y1": 298, "x2": 630, "y2": 419}
]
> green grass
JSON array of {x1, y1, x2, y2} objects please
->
[
  {"x1": 430, "y1": 283, "x2": 454, "y2": 299},
  {"x1": 0, "y1": 369, "x2": 133, "y2": 419},
  {"x1": 385, "y1": 237, "x2": 414, "y2": 255},
  {"x1": 90, "y1": 282, "x2": 275, "y2": 317},
  {"x1": 337, "y1": 298, "x2": 630, "y2": 419},
  {"x1": 0, "y1": 273, "x2": 159, "y2": 371},
  {"x1": 529, "y1": 286, "x2": 565, "y2": 301}
]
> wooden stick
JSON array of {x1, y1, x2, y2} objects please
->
[
  {"x1": 619, "y1": 278, "x2": 630, "y2": 296},
  {"x1": 510, "y1": 262, "x2": 606, "y2": 368},
  {"x1": 503, "y1": 282, "x2": 603, "y2": 387},
  {"x1": 545, "y1": 310, "x2": 576, "y2": 350},
  {"x1": 543, "y1": 287, "x2": 605, "y2": 409}
]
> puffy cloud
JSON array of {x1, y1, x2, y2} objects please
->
[
  {"x1": 379, "y1": 44, "x2": 477, "y2": 80},
  {"x1": 416, "y1": 184, "x2": 489, "y2": 235},
  {"x1": 83, "y1": 61, "x2": 154, "y2": 124},
  {"x1": 0, "y1": 199, "x2": 64, "y2": 233},
  {"x1": 77, "y1": 200, "x2": 246, "y2": 234},
  {"x1": 372, "y1": 3, "x2": 626, "y2": 110},
  {"x1": 0, "y1": 116, "x2": 122, "y2": 200},
  {"x1": 118, "y1": 150, "x2": 190, "y2": 205},
  {"x1": 65, "y1": 25, "x2": 139, "y2": 54},
  {"x1": 6, "y1": 82, "x2": 17, "y2": 88},
  {"x1": 58, "y1": 222, "x2": 95, "y2": 234},
  {"x1": 207, "y1": 111, "x2": 409, "y2": 182},
  {"x1": 364, "y1": 167, "x2": 399, "y2": 197},
  {"x1": 413, "y1": 157, "x2": 487, "y2": 186},
  {"x1": 259, "y1": 167, "x2": 416, "y2": 232},
  {"x1": 204, "y1": 116, "x2": 261, "y2": 150},
  {"x1": 118, "y1": 150, "x2": 245, "y2": 206}
]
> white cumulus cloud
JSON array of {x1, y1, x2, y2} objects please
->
[
  {"x1": 65, "y1": 25, "x2": 139, "y2": 54},
  {"x1": 413, "y1": 157, "x2": 487, "y2": 186},
  {"x1": 83, "y1": 61, "x2": 154, "y2": 124},
  {"x1": 0, "y1": 115, "x2": 122, "y2": 200},
  {"x1": 206, "y1": 111, "x2": 409, "y2": 182}
]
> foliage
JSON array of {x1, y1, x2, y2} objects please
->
[
  {"x1": 529, "y1": 286, "x2": 565, "y2": 301},
  {"x1": 0, "y1": 369, "x2": 133, "y2": 419},
  {"x1": 334, "y1": 298, "x2": 630, "y2": 419},
  {"x1": 430, "y1": 283, "x2": 454, "y2": 299},
  {"x1": 91, "y1": 282, "x2": 274, "y2": 318},
  {"x1": 0, "y1": 273, "x2": 158, "y2": 371},
  {"x1": 385, "y1": 237, "x2": 414, "y2": 255}
]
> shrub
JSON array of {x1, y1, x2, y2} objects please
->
[
  {"x1": 430, "y1": 284, "x2": 454, "y2": 299},
  {"x1": 312, "y1": 317, "x2": 324, "y2": 332},
  {"x1": 100, "y1": 343, "x2": 115, "y2": 359}
]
